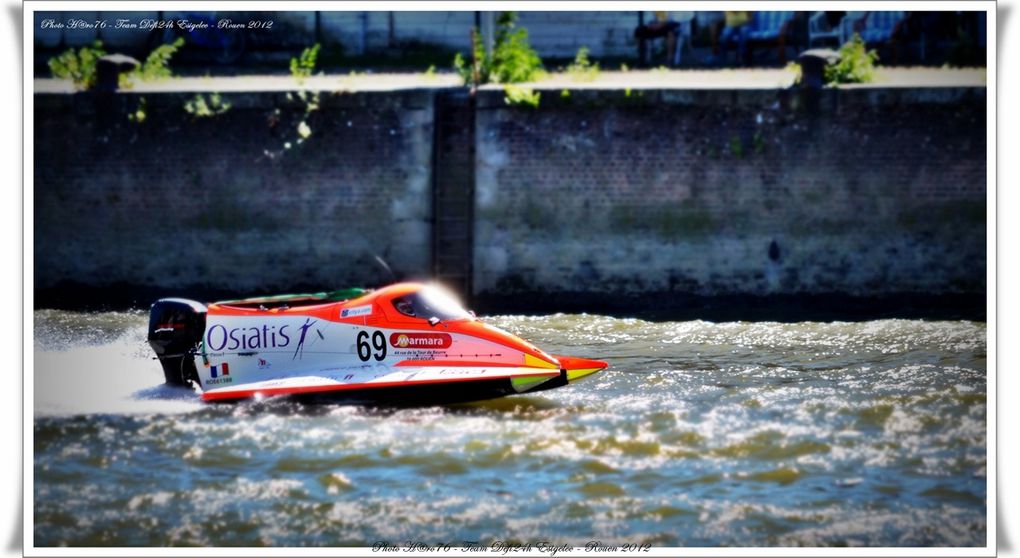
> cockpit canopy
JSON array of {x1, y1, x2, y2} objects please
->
[{"x1": 391, "y1": 285, "x2": 472, "y2": 321}]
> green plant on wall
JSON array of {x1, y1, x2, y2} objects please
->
[
  {"x1": 729, "y1": 135, "x2": 744, "y2": 158},
  {"x1": 453, "y1": 28, "x2": 488, "y2": 86},
  {"x1": 184, "y1": 92, "x2": 232, "y2": 118},
  {"x1": 503, "y1": 84, "x2": 541, "y2": 108},
  {"x1": 787, "y1": 33, "x2": 879, "y2": 86},
  {"x1": 452, "y1": 12, "x2": 545, "y2": 108},
  {"x1": 48, "y1": 40, "x2": 106, "y2": 90},
  {"x1": 120, "y1": 37, "x2": 186, "y2": 89},
  {"x1": 491, "y1": 12, "x2": 543, "y2": 84},
  {"x1": 137, "y1": 38, "x2": 185, "y2": 81},
  {"x1": 290, "y1": 43, "x2": 321, "y2": 83},
  {"x1": 567, "y1": 46, "x2": 600, "y2": 82},
  {"x1": 50, "y1": 38, "x2": 186, "y2": 90},
  {"x1": 128, "y1": 96, "x2": 147, "y2": 123},
  {"x1": 753, "y1": 131, "x2": 766, "y2": 154},
  {"x1": 453, "y1": 11, "x2": 544, "y2": 88},
  {"x1": 785, "y1": 60, "x2": 803, "y2": 84},
  {"x1": 825, "y1": 33, "x2": 879, "y2": 84},
  {"x1": 279, "y1": 44, "x2": 323, "y2": 150}
]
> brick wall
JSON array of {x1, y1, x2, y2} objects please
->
[
  {"x1": 34, "y1": 89, "x2": 436, "y2": 294},
  {"x1": 473, "y1": 87, "x2": 986, "y2": 297},
  {"x1": 33, "y1": 85, "x2": 986, "y2": 301}
]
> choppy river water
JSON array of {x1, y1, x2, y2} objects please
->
[{"x1": 33, "y1": 310, "x2": 987, "y2": 547}]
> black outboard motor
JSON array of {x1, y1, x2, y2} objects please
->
[{"x1": 148, "y1": 298, "x2": 207, "y2": 387}]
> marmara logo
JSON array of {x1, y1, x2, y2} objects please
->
[{"x1": 390, "y1": 332, "x2": 452, "y2": 349}]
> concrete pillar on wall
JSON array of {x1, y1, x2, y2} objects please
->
[
  {"x1": 431, "y1": 90, "x2": 477, "y2": 302},
  {"x1": 388, "y1": 11, "x2": 395, "y2": 47},
  {"x1": 359, "y1": 12, "x2": 369, "y2": 54},
  {"x1": 482, "y1": 12, "x2": 495, "y2": 58}
]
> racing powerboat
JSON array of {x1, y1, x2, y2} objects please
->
[{"x1": 147, "y1": 282, "x2": 607, "y2": 404}]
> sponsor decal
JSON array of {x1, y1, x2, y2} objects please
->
[
  {"x1": 206, "y1": 324, "x2": 291, "y2": 352},
  {"x1": 257, "y1": 358, "x2": 271, "y2": 370},
  {"x1": 340, "y1": 305, "x2": 372, "y2": 318},
  {"x1": 204, "y1": 320, "x2": 324, "y2": 358},
  {"x1": 154, "y1": 322, "x2": 184, "y2": 333},
  {"x1": 392, "y1": 349, "x2": 446, "y2": 361},
  {"x1": 210, "y1": 363, "x2": 230, "y2": 378},
  {"x1": 390, "y1": 332, "x2": 453, "y2": 349},
  {"x1": 293, "y1": 318, "x2": 318, "y2": 360},
  {"x1": 436, "y1": 368, "x2": 479, "y2": 375},
  {"x1": 207, "y1": 363, "x2": 233, "y2": 385}
]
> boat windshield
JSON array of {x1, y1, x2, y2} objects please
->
[{"x1": 392, "y1": 286, "x2": 471, "y2": 321}]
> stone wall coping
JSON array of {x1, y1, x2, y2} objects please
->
[
  {"x1": 34, "y1": 67, "x2": 985, "y2": 95},
  {"x1": 34, "y1": 83, "x2": 986, "y2": 113}
]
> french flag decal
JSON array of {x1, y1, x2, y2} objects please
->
[{"x1": 211, "y1": 363, "x2": 230, "y2": 378}]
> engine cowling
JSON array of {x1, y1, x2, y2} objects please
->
[{"x1": 148, "y1": 298, "x2": 207, "y2": 386}]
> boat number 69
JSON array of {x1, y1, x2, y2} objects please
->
[{"x1": 356, "y1": 330, "x2": 387, "y2": 362}]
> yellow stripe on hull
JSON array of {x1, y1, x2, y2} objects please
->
[
  {"x1": 524, "y1": 353, "x2": 559, "y2": 369},
  {"x1": 565, "y1": 367, "x2": 602, "y2": 382}
]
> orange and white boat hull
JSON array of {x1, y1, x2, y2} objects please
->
[{"x1": 147, "y1": 283, "x2": 607, "y2": 404}]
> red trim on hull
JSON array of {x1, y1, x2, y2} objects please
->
[
  {"x1": 200, "y1": 371, "x2": 560, "y2": 401},
  {"x1": 552, "y1": 355, "x2": 609, "y2": 371}
]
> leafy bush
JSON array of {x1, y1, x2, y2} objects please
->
[
  {"x1": 290, "y1": 43, "x2": 321, "y2": 82},
  {"x1": 453, "y1": 29, "x2": 489, "y2": 86},
  {"x1": 453, "y1": 11, "x2": 543, "y2": 87},
  {"x1": 567, "y1": 46, "x2": 599, "y2": 82},
  {"x1": 503, "y1": 84, "x2": 540, "y2": 108},
  {"x1": 279, "y1": 45, "x2": 323, "y2": 149},
  {"x1": 184, "y1": 93, "x2": 231, "y2": 118},
  {"x1": 490, "y1": 12, "x2": 543, "y2": 84},
  {"x1": 48, "y1": 41, "x2": 106, "y2": 90},
  {"x1": 825, "y1": 33, "x2": 878, "y2": 84},
  {"x1": 136, "y1": 38, "x2": 185, "y2": 81},
  {"x1": 452, "y1": 52, "x2": 470, "y2": 83},
  {"x1": 50, "y1": 39, "x2": 186, "y2": 90}
]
